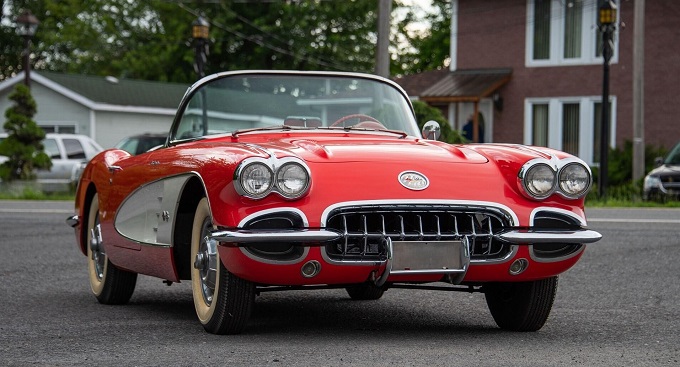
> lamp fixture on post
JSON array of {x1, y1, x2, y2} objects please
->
[
  {"x1": 192, "y1": 15, "x2": 210, "y2": 79},
  {"x1": 192, "y1": 15, "x2": 210, "y2": 136},
  {"x1": 597, "y1": 0, "x2": 617, "y2": 199},
  {"x1": 15, "y1": 10, "x2": 39, "y2": 88}
]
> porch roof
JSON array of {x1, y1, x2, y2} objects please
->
[{"x1": 394, "y1": 68, "x2": 512, "y2": 104}]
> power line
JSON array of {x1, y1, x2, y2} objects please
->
[{"x1": 177, "y1": 3, "x2": 351, "y2": 71}]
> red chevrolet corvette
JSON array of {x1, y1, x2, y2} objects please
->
[{"x1": 67, "y1": 70, "x2": 601, "y2": 334}]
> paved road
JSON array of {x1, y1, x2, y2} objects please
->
[{"x1": 0, "y1": 201, "x2": 678, "y2": 366}]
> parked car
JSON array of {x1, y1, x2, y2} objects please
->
[
  {"x1": 0, "y1": 133, "x2": 103, "y2": 191},
  {"x1": 114, "y1": 133, "x2": 167, "y2": 155},
  {"x1": 66, "y1": 70, "x2": 601, "y2": 335},
  {"x1": 643, "y1": 141, "x2": 680, "y2": 201}
]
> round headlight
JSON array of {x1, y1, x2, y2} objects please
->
[
  {"x1": 523, "y1": 163, "x2": 556, "y2": 199},
  {"x1": 240, "y1": 162, "x2": 273, "y2": 198},
  {"x1": 276, "y1": 162, "x2": 309, "y2": 198},
  {"x1": 558, "y1": 163, "x2": 591, "y2": 198}
]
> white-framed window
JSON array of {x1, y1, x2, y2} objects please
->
[
  {"x1": 524, "y1": 96, "x2": 616, "y2": 166},
  {"x1": 526, "y1": 0, "x2": 619, "y2": 67},
  {"x1": 39, "y1": 123, "x2": 77, "y2": 134}
]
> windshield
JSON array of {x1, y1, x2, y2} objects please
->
[
  {"x1": 665, "y1": 142, "x2": 680, "y2": 165},
  {"x1": 171, "y1": 72, "x2": 418, "y2": 141}
]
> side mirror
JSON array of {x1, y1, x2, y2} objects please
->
[
  {"x1": 421, "y1": 120, "x2": 441, "y2": 141},
  {"x1": 654, "y1": 157, "x2": 664, "y2": 167}
]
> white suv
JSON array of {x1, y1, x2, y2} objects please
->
[{"x1": 0, "y1": 133, "x2": 103, "y2": 192}]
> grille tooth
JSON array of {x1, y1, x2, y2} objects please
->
[
  {"x1": 324, "y1": 205, "x2": 513, "y2": 262},
  {"x1": 361, "y1": 215, "x2": 368, "y2": 255}
]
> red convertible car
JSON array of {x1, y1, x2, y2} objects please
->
[{"x1": 67, "y1": 70, "x2": 601, "y2": 334}]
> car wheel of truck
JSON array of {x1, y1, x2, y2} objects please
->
[
  {"x1": 87, "y1": 193, "x2": 137, "y2": 304},
  {"x1": 191, "y1": 198, "x2": 255, "y2": 334},
  {"x1": 345, "y1": 283, "x2": 386, "y2": 300},
  {"x1": 484, "y1": 276, "x2": 558, "y2": 332}
]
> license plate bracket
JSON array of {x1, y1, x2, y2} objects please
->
[{"x1": 391, "y1": 240, "x2": 468, "y2": 273}]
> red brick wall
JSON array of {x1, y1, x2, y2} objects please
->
[{"x1": 455, "y1": 0, "x2": 679, "y2": 150}]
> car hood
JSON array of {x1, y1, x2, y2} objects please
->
[
  {"x1": 647, "y1": 164, "x2": 680, "y2": 177},
  {"x1": 239, "y1": 135, "x2": 489, "y2": 164}
]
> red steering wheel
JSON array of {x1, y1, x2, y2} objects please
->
[{"x1": 329, "y1": 114, "x2": 381, "y2": 128}]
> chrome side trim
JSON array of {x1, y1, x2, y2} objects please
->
[{"x1": 496, "y1": 229, "x2": 602, "y2": 244}]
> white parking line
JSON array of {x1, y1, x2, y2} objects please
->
[
  {"x1": 587, "y1": 218, "x2": 680, "y2": 224},
  {"x1": 0, "y1": 208, "x2": 72, "y2": 214}
]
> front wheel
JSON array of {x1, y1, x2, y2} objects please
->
[
  {"x1": 484, "y1": 276, "x2": 558, "y2": 332},
  {"x1": 345, "y1": 283, "x2": 387, "y2": 300},
  {"x1": 86, "y1": 193, "x2": 137, "y2": 304},
  {"x1": 191, "y1": 198, "x2": 255, "y2": 334}
]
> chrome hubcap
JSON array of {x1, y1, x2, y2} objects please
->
[
  {"x1": 90, "y1": 222, "x2": 105, "y2": 280},
  {"x1": 193, "y1": 222, "x2": 217, "y2": 305}
]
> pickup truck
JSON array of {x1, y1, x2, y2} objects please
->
[{"x1": 0, "y1": 133, "x2": 103, "y2": 192}]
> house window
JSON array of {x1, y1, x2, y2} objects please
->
[
  {"x1": 526, "y1": 0, "x2": 618, "y2": 66},
  {"x1": 525, "y1": 97, "x2": 616, "y2": 165},
  {"x1": 592, "y1": 102, "x2": 614, "y2": 164},
  {"x1": 40, "y1": 124, "x2": 77, "y2": 134},
  {"x1": 533, "y1": 0, "x2": 551, "y2": 60},
  {"x1": 532, "y1": 104, "x2": 549, "y2": 146},
  {"x1": 562, "y1": 103, "x2": 580, "y2": 155}
]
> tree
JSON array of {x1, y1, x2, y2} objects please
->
[
  {"x1": 2, "y1": 0, "x2": 415, "y2": 84},
  {"x1": 393, "y1": 0, "x2": 451, "y2": 76},
  {"x1": 0, "y1": 83, "x2": 51, "y2": 181}
]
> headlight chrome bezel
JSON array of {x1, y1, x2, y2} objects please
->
[
  {"x1": 557, "y1": 160, "x2": 592, "y2": 199},
  {"x1": 518, "y1": 157, "x2": 592, "y2": 201},
  {"x1": 519, "y1": 160, "x2": 557, "y2": 200},
  {"x1": 234, "y1": 157, "x2": 311, "y2": 200}
]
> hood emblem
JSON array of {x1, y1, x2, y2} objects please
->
[{"x1": 398, "y1": 171, "x2": 429, "y2": 191}]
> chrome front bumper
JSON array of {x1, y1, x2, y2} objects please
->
[{"x1": 211, "y1": 227, "x2": 601, "y2": 246}]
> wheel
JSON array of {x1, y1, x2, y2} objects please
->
[
  {"x1": 191, "y1": 198, "x2": 255, "y2": 334},
  {"x1": 86, "y1": 193, "x2": 137, "y2": 304},
  {"x1": 484, "y1": 276, "x2": 558, "y2": 332},
  {"x1": 329, "y1": 114, "x2": 380, "y2": 127},
  {"x1": 345, "y1": 283, "x2": 386, "y2": 300}
]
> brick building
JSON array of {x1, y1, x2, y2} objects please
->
[{"x1": 395, "y1": 0, "x2": 679, "y2": 166}]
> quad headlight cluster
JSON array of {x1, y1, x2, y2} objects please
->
[
  {"x1": 518, "y1": 158, "x2": 592, "y2": 200},
  {"x1": 234, "y1": 157, "x2": 311, "y2": 200}
]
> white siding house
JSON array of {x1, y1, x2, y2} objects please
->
[{"x1": 0, "y1": 72, "x2": 188, "y2": 148}]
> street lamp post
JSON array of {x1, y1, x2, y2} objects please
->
[
  {"x1": 15, "y1": 10, "x2": 40, "y2": 88},
  {"x1": 192, "y1": 16, "x2": 210, "y2": 78},
  {"x1": 192, "y1": 16, "x2": 210, "y2": 135},
  {"x1": 598, "y1": 1, "x2": 617, "y2": 199}
]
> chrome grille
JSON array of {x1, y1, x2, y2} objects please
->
[{"x1": 324, "y1": 204, "x2": 514, "y2": 262}]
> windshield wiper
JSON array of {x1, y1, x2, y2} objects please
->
[
  {"x1": 232, "y1": 125, "x2": 309, "y2": 137},
  {"x1": 318, "y1": 126, "x2": 408, "y2": 138}
]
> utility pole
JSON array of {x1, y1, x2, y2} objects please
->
[
  {"x1": 632, "y1": 0, "x2": 645, "y2": 181},
  {"x1": 375, "y1": 0, "x2": 391, "y2": 78}
]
